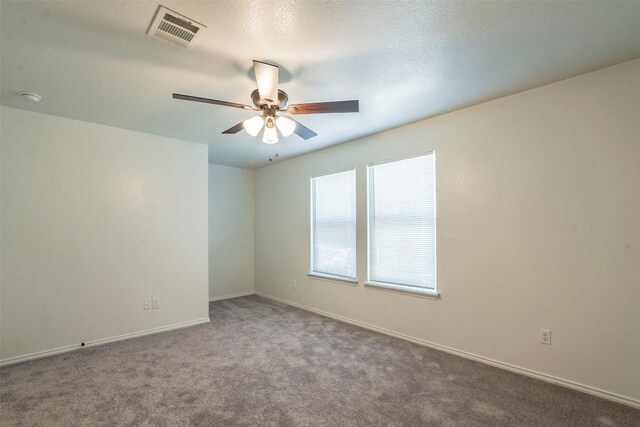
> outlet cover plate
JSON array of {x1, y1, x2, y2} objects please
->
[{"x1": 540, "y1": 329, "x2": 551, "y2": 345}]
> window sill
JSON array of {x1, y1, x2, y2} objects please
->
[
  {"x1": 365, "y1": 281, "x2": 440, "y2": 300},
  {"x1": 307, "y1": 272, "x2": 358, "y2": 286}
]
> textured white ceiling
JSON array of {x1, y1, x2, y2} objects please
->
[{"x1": 1, "y1": 1, "x2": 639, "y2": 169}]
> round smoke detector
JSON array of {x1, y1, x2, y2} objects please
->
[{"x1": 20, "y1": 92, "x2": 42, "y2": 103}]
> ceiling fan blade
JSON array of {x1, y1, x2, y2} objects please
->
[
  {"x1": 286, "y1": 100, "x2": 359, "y2": 114},
  {"x1": 173, "y1": 93, "x2": 253, "y2": 110},
  {"x1": 222, "y1": 122, "x2": 245, "y2": 134},
  {"x1": 253, "y1": 60, "x2": 279, "y2": 104},
  {"x1": 290, "y1": 118, "x2": 318, "y2": 140}
]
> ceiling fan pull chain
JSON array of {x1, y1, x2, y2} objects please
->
[{"x1": 268, "y1": 147, "x2": 280, "y2": 162}]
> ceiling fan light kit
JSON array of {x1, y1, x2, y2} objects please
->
[
  {"x1": 172, "y1": 60, "x2": 360, "y2": 147},
  {"x1": 276, "y1": 116, "x2": 296, "y2": 137},
  {"x1": 243, "y1": 115, "x2": 264, "y2": 136},
  {"x1": 263, "y1": 120, "x2": 279, "y2": 144}
]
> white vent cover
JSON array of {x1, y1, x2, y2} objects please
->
[{"x1": 147, "y1": 6, "x2": 206, "y2": 48}]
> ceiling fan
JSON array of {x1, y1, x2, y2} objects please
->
[{"x1": 173, "y1": 60, "x2": 359, "y2": 144}]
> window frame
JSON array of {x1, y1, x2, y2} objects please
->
[
  {"x1": 365, "y1": 152, "x2": 439, "y2": 299},
  {"x1": 308, "y1": 168, "x2": 358, "y2": 284}
]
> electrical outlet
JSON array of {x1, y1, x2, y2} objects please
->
[
  {"x1": 292, "y1": 280, "x2": 297, "y2": 289},
  {"x1": 143, "y1": 299, "x2": 152, "y2": 310},
  {"x1": 540, "y1": 329, "x2": 551, "y2": 345},
  {"x1": 152, "y1": 297, "x2": 159, "y2": 309}
]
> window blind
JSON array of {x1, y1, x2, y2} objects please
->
[
  {"x1": 311, "y1": 169, "x2": 357, "y2": 280},
  {"x1": 368, "y1": 153, "x2": 436, "y2": 290}
]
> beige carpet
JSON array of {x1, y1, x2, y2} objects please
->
[{"x1": 1, "y1": 295, "x2": 638, "y2": 426}]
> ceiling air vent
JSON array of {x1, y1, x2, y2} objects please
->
[{"x1": 147, "y1": 6, "x2": 206, "y2": 48}]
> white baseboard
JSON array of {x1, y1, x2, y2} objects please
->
[
  {"x1": 256, "y1": 292, "x2": 640, "y2": 409},
  {"x1": 0, "y1": 317, "x2": 211, "y2": 367},
  {"x1": 209, "y1": 291, "x2": 255, "y2": 302}
]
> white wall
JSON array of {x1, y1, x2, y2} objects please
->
[
  {"x1": 0, "y1": 107, "x2": 209, "y2": 363},
  {"x1": 254, "y1": 60, "x2": 640, "y2": 404},
  {"x1": 209, "y1": 164, "x2": 255, "y2": 300}
]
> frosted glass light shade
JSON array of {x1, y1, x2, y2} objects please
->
[
  {"x1": 243, "y1": 116, "x2": 264, "y2": 136},
  {"x1": 262, "y1": 126, "x2": 279, "y2": 144},
  {"x1": 276, "y1": 116, "x2": 296, "y2": 137}
]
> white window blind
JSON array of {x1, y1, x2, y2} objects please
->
[
  {"x1": 368, "y1": 153, "x2": 436, "y2": 290},
  {"x1": 311, "y1": 169, "x2": 357, "y2": 280}
]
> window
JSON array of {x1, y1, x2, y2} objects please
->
[
  {"x1": 367, "y1": 153, "x2": 437, "y2": 294},
  {"x1": 310, "y1": 169, "x2": 357, "y2": 282}
]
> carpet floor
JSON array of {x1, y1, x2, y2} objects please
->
[{"x1": 1, "y1": 295, "x2": 638, "y2": 426}]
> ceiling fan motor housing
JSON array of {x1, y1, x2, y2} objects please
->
[{"x1": 251, "y1": 89, "x2": 288, "y2": 110}]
